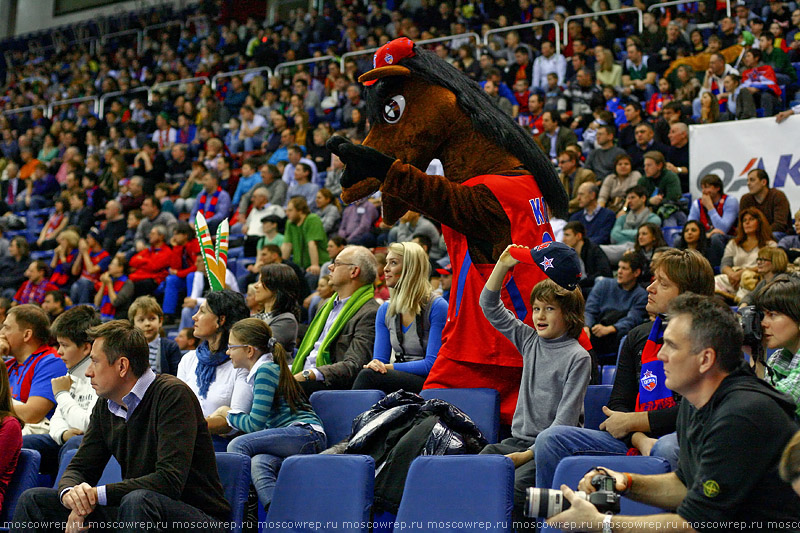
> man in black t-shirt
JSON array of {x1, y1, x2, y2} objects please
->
[{"x1": 548, "y1": 294, "x2": 800, "y2": 533}]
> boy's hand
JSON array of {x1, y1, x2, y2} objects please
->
[
  {"x1": 52, "y1": 375, "x2": 73, "y2": 395},
  {"x1": 497, "y1": 245, "x2": 523, "y2": 268}
]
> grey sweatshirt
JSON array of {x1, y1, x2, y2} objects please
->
[{"x1": 479, "y1": 286, "x2": 591, "y2": 448}]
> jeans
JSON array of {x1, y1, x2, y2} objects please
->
[
  {"x1": 162, "y1": 274, "x2": 187, "y2": 315},
  {"x1": 12, "y1": 488, "x2": 226, "y2": 533},
  {"x1": 227, "y1": 423, "x2": 326, "y2": 508},
  {"x1": 22, "y1": 433, "x2": 83, "y2": 478},
  {"x1": 69, "y1": 278, "x2": 96, "y2": 305},
  {"x1": 534, "y1": 426, "x2": 678, "y2": 489},
  {"x1": 180, "y1": 305, "x2": 198, "y2": 330}
]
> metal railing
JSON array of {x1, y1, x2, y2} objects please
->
[
  {"x1": 564, "y1": 7, "x2": 643, "y2": 47},
  {"x1": 648, "y1": 0, "x2": 730, "y2": 17},
  {"x1": 274, "y1": 55, "x2": 336, "y2": 79},
  {"x1": 99, "y1": 87, "x2": 149, "y2": 116},
  {"x1": 101, "y1": 29, "x2": 144, "y2": 55},
  {"x1": 2, "y1": 105, "x2": 47, "y2": 118},
  {"x1": 484, "y1": 21, "x2": 561, "y2": 57},
  {"x1": 47, "y1": 96, "x2": 99, "y2": 119},
  {"x1": 30, "y1": 36, "x2": 97, "y2": 57},
  {"x1": 143, "y1": 20, "x2": 184, "y2": 40},
  {"x1": 148, "y1": 76, "x2": 210, "y2": 104},
  {"x1": 340, "y1": 33, "x2": 481, "y2": 71},
  {"x1": 212, "y1": 66, "x2": 274, "y2": 90}
]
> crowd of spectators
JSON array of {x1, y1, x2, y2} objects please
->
[{"x1": 2, "y1": 0, "x2": 800, "y2": 530}]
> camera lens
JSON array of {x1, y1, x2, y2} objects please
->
[{"x1": 525, "y1": 488, "x2": 573, "y2": 518}]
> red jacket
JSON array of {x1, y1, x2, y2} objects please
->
[
  {"x1": 129, "y1": 245, "x2": 173, "y2": 284},
  {"x1": 170, "y1": 239, "x2": 201, "y2": 278}
]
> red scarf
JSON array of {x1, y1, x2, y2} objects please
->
[
  {"x1": 697, "y1": 194, "x2": 727, "y2": 232},
  {"x1": 45, "y1": 212, "x2": 65, "y2": 235},
  {"x1": 198, "y1": 187, "x2": 222, "y2": 218},
  {"x1": 100, "y1": 275, "x2": 128, "y2": 320}
]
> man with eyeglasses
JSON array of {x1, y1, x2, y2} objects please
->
[{"x1": 290, "y1": 245, "x2": 380, "y2": 395}]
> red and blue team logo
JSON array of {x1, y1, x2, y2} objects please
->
[
  {"x1": 533, "y1": 242, "x2": 552, "y2": 252},
  {"x1": 640, "y1": 370, "x2": 657, "y2": 392}
]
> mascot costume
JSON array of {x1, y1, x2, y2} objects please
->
[{"x1": 327, "y1": 38, "x2": 570, "y2": 424}]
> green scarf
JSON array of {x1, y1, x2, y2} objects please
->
[{"x1": 291, "y1": 284, "x2": 375, "y2": 373}]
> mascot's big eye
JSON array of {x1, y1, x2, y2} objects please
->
[{"x1": 383, "y1": 95, "x2": 406, "y2": 124}]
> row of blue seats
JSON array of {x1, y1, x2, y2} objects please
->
[{"x1": 1, "y1": 386, "x2": 668, "y2": 532}]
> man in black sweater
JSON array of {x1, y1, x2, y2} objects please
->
[
  {"x1": 12, "y1": 320, "x2": 230, "y2": 533},
  {"x1": 535, "y1": 249, "x2": 715, "y2": 489},
  {"x1": 549, "y1": 294, "x2": 800, "y2": 532}
]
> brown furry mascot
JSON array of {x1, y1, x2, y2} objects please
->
[{"x1": 327, "y1": 38, "x2": 571, "y2": 424}]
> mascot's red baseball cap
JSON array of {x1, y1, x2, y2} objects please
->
[
  {"x1": 507, "y1": 242, "x2": 583, "y2": 291},
  {"x1": 360, "y1": 37, "x2": 416, "y2": 86}
]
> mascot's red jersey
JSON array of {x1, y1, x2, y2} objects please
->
[{"x1": 425, "y1": 172, "x2": 554, "y2": 422}]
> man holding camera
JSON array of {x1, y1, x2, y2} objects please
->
[
  {"x1": 548, "y1": 294, "x2": 800, "y2": 532},
  {"x1": 535, "y1": 249, "x2": 715, "y2": 489}
]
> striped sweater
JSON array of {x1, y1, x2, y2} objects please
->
[{"x1": 228, "y1": 360, "x2": 321, "y2": 434}]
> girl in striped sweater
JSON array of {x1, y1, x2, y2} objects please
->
[{"x1": 214, "y1": 318, "x2": 326, "y2": 510}]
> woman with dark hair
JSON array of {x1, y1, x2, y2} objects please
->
[
  {"x1": 455, "y1": 44, "x2": 482, "y2": 81},
  {"x1": 634, "y1": 222, "x2": 667, "y2": 282},
  {"x1": 177, "y1": 289, "x2": 253, "y2": 447},
  {"x1": 0, "y1": 236, "x2": 31, "y2": 300},
  {"x1": 634, "y1": 222, "x2": 667, "y2": 262},
  {"x1": 597, "y1": 154, "x2": 641, "y2": 212},
  {"x1": 675, "y1": 220, "x2": 709, "y2": 255},
  {"x1": 254, "y1": 263, "x2": 301, "y2": 355},
  {"x1": 699, "y1": 91, "x2": 720, "y2": 124},
  {"x1": 0, "y1": 361, "x2": 23, "y2": 514},
  {"x1": 314, "y1": 188, "x2": 341, "y2": 235},
  {"x1": 715, "y1": 207, "x2": 776, "y2": 301},
  {"x1": 214, "y1": 318, "x2": 325, "y2": 511},
  {"x1": 752, "y1": 275, "x2": 800, "y2": 418}
]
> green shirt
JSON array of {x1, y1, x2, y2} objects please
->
[
  {"x1": 637, "y1": 168, "x2": 682, "y2": 203},
  {"x1": 763, "y1": 46, "x2": 797, "y2": 83},
  {"x1": 285, "y1": 213, "x2": 329, "y2": 269},
  {"x1": 767, "y1": 348, "x2": 800, "y2": 418},
  {"x1": 257, "y1": 232, "x2": 285, "y2": 251}
]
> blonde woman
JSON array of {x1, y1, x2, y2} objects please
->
[
  {"x1": 352, "y1": 242, "x2": 448, "y2": 393},
  {"x1": 595, "y1": 47, "x2": 622, "y2": 88}
]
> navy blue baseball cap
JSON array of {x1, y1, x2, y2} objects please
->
[{"x1": 508, "y1": 242, "x2": 583, "y2": 290}]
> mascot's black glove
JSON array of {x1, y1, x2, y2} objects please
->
[{"x1": 326, "y1": 135, "x2": 395, "y2": 189}]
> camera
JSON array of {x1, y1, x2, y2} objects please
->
[
  {"x1": 525, "y1": 473, "x2": 621, "y2": 518},
  {"x1": 738, "y1": 305, "x2": 765, "y2": 364}
]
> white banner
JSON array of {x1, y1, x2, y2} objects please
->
[{"x1": 689, "y1": 115, "x2": 800, "y2": 212}]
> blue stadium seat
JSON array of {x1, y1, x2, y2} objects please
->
[
  {"x1": 584, "y1": 385, "x2": 612, "y2": 431},
  {"x1": 215, "y1": 452, "x2": 251, "y2": 533},
  {"x1": 266, "y1": 455, "x2": 375, "y2": 533},
  {"x1": 55, "y1": 448, "x2": 122, "y2": 487},
  {"x1": 420, "y1": 387, "x2": 500, "y2": 444},
  {"x1": 309, "y1": 389, "x2": 385, "y2": 445},
  {"x1": 662, "y1": 225, "x2": 683, "y2": 247},
  {"x1": 539, "y1": 455, "x2": 671, "y2": 530},
  {"x1": 616, "y1": 334, "x2": 628, "y2": 366},
  {"x1": 55, "y1": 450, "x2": 251, "y2": 532},
  {"x1": 395, "y1": 455, "x2": 514, "y2": 533},
  {"x1": 601, "y1": 365, "x2": 617, "y2": 385},
  {"x1": 0, "y1": 449, "x2": 41, "y2": 528}
]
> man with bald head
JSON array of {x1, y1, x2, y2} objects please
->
[
  {"x1": 665, "y1": 122, "x2": 690, "y2": 193},
  {"x1": 103, "y1": 200, "x2": 127, "y2": 254},
  {"x1": 569, "y1": 182, "x2": 616, "y2": 245}
]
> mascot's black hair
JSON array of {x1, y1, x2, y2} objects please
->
[{"x1": 364, "y1": 45, "x2": 568, "y2": 218}]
